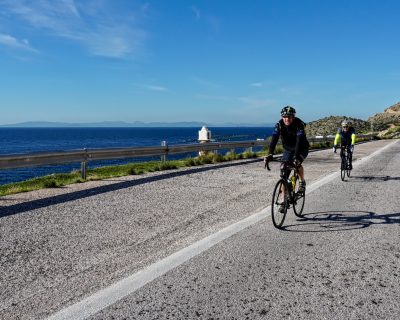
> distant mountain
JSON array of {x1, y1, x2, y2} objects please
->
[
  {"x1": 0, "y1": 121, "x2": 273, "y2": 128},
  {"x1": 0, "y1": 121, "x2": 205, "y2": 128}
]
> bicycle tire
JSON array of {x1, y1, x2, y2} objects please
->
[
  {"x1": 271, "y1": 179, "x2": 288, "y2": 228},
  {"x1": 346, "y1": 156, "x2": 351, "y2": 177},
  {"x1": 340, "y1": 157, "x2": 346, "y2": 181},
  {"x1": 292, "y1": 177, "x2": 305, "y2": 217}
]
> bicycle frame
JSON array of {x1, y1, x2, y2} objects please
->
[{"x1": 280, "y1": 161, "x2": 299, "y2": 203}]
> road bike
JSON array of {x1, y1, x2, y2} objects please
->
[
  {"x1": 339, "y1": 145, "x2": 352, "y2": 181},
  {"x1": 264, "y1": 157, "x2": 306, "y2": 228}
]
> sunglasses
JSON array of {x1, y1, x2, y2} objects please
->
[
  {"x1": 282, "y1": 116, "x2": 294, "y2": 119},
  {"x1": 342, "y1": 126, "x2": 349, "y2": 128}
]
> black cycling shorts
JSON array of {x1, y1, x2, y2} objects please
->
[{"x1": 282, "y1": 148, "x2": 309, "y2": 163}]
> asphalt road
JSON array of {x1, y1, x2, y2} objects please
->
[{"x1": 1, "y1": 139, "x2": 399, "y2": 319}]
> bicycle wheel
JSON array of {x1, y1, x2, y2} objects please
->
[
  {"x1": 340, "y1": 157, "x2": 346, "y2": 181},
  {"x1": 346, "y1": 156, "x2": 351, "y2": 177},
  {"x1": 292, "y1": 178, "x2": 305, "y2": 217},
  {"x1": 271, "y1": 179, "x2": 288, "y2": 228}
]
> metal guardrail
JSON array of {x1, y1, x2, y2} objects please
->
[
  {"x1": 0, "y1": 140, "x2": 268, "y2": 178},
  {"x1": 0, "y1": 134, "x2": 375, "y2": 179}
]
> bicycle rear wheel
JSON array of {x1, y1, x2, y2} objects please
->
[
  {"x1": 271, "y1": 179, "x2": 288, "y2": 228},
  {"x1": 292, "y1": 179, "x2": 305, "y2": 217}
]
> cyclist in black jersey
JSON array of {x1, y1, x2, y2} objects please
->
[{"x1": 266, "y1": 106, "x2": 310, "y2": 195}]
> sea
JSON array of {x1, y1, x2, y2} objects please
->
[{"x1": 0, "y1": 127, "x2": 273, "y2": 185}]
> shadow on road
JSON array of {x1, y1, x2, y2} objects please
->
[
  {"x1": 0, "y1": 159, "x2": 259, "y2": 218},
  {"x1": 348, "y1": 175, "x2": 400, "y2": 182},
  {"x1": 282, "y1": 210, "x2": 400, "y2": 232}
]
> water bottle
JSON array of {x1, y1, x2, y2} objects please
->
[
  {"x1": 287, "y1": 178, "x2": 292, "y2": 192},
  {"x1": 291, "y1": 176, "x2": 296, "y2": 190}
]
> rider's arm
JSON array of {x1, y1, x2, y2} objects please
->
[
  {"x1": 351, "y1": 129, "x2": 356, "y2": 145},
  {"x1": 334, "y1": 132, "x2": 340, "y2": 146},
  {"x1": 268, "y1": 123, "x2": 280, "y2": 154},
  {"x1": 294, "y1": 123, "x2": 306, "y2": 159}
]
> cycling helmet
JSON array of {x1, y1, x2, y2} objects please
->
[
  {"x1": 281, "y1": 106, "x2": 296, "y2": 117},
  {"x1": 341, "y1": 120, "x2": 349, "y2": 127}
]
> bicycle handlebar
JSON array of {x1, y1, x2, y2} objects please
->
[{"x1": 264, "y1": 156, "x2": 300, "y2": 172}]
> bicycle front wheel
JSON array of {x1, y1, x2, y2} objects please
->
[
  {"x1": 271, "y1": 179, "x2": 288, "y2": 228},
  {"x1": 293, "y1": 180, "x2": 305, "y2": 217},
  {"x1": 346, "y1": 157, "x2": 351, "y2": 177},
  {"x1": 340, "y1": 157, "x2": 346, "y2": 181}
]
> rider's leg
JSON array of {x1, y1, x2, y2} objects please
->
[
  {"x1": 347, "y1": 145, "x2": 353, "y2": 169},
  {"x1": 297, "y1": 149, "x2": 308, "y2": 193},
  {"x1": 278, "y1": 150, "x2": 293, "y2": 211},
  {"x1": 298, "y1": 164, "x2": 304, "y2": 180},
  {"x1": 280, "y1": 149, "x2": 293, "y2": 180},
  {"x1": 297, "y1": 149, "x2": 308, "y2": 180}
]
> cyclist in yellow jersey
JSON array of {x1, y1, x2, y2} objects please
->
[{"x1": 333, "y1": 120, "x2": 356, "y2": 169}]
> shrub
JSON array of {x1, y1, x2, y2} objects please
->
[
  {"x1": 243, "y1": 151, "x2": 257, "y2": 159},
  {"x1": 211, "y1": 153, "x2": 224, "y2": 163},
  {"x1": 184, "y1": 158, "x2": 196, "y2": 166},
  {"x1": 224, "y1": 151, "x2": 237, "y2": 161},
  {"x1": 198, "y1": 155, "x2": 213, "y2": 164},
  {"x1": 128, "y1": 167, "x2": 137, "y2": 175},
  {"x1": 43, "y1": 180, "x2": 58, "y2": 188},
  {"x1": 158, "y1": 162, "x2": 178, "y2": 170}
]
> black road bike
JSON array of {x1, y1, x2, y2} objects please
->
[
  {"x1": 339, "y1": 145, "x2": 352, "y2": 181},
  {"x1": 264, "y1": 157, "x2": 306, "y2": 228}
]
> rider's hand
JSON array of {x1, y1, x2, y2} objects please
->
[
  {"x1": 333, "y1": 146, "x2": 337, "y2": 153},
  {"x1": 265, "y1": 154, "x2": 273, "y2": 162}
]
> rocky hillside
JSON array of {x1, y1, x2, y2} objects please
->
[
  {"x1": 305, "y1": 102, "x2": 400, "y2": 139},
  {"x1": 367, "y1": 102, "x2": 400, "y2": 135},
  {"x1": 305, "y1": 116, "x2": 370, "y2": 137}
]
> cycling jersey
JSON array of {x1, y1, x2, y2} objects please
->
[
  {"x1": 269, "y1": 117, "x2": 310, "y2": 159},
  {"x1": 334, "y1": 127, "x2": 356, "y2": 146}
]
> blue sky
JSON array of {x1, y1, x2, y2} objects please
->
[{"x1": 0, "y1": 0, "x2": 399, "y2": 125}]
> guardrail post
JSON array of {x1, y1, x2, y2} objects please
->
[
  {"x1": 161, "y1": 141, "x2": 167, "y2": 163},
  {"x1": 81, "y1": 148, "x2": 88, "y2": 179}
]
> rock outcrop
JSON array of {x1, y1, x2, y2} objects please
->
[{"x1": 367, "y1": 102, "x2": 400, "y2": 138}]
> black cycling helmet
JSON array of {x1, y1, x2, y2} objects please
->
[{"x1": 281, "y1": 105, "x2": 296, "y2": 117}]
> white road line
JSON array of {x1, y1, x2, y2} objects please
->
[{"x1": 47, "y1": 140, "x2": 398, "y2": 320}]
